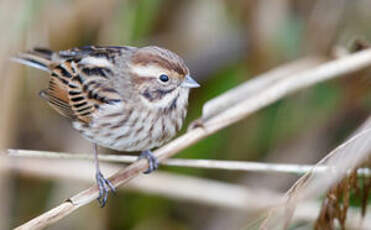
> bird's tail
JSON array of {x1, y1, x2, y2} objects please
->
[{"x1": 11, "y1": 47, "x2": 54, "y2": 72}]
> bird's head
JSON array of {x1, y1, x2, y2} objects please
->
[{"x1": 129, "y1": 46, "x2": 199, "y2": 110}]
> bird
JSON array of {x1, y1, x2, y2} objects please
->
[{"x1": 12, "y1": 45, "x2": 200, "y2": 207}]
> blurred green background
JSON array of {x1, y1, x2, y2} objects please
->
[{"x1": 0, "y1": 0, "x2": 370, "y2": 229}]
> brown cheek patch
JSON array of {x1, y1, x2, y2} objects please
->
[{"x1": 132, "y1": 74, "x2": 155, "y2": 85}]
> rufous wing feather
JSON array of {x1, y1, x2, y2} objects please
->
[{"x1": 13, "y1": 46, "x2": 124, "y2": 124}]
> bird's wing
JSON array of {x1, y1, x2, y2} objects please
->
[
  {"x1": 13, "y1": 46, "x2": 134, "y2": 123},
  {"x1": 55, "y1": 45, "x2": 136, "y2": 63},
  {"x1": 45, "y1": 58, "x2": 123, "y2": 123},
  {"x1": 13, "y1": 46, "x2": 137, "y2": 123}
]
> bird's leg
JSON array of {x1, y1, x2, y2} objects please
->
[
  {"x1": 139, "y1": 150, "x2": 159, "y2": 174},
  {"x1": 93, "y1": 144, "x2": 116, "y2": 207}
]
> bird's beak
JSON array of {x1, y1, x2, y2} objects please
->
[{"x1": 181, "y1": 75, "x2": 200, "y2": 88}]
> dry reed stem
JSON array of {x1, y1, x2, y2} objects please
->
[
  {"x1": 1, "y1": 156, "x2": 280, "y2": 211},
  {"x1": 202, "y1": 57, "x2": 324, "y2": 119},
  {"x1": 7, "y1": 149, "x2": 371, "y2": 176},
  {"x1": 14, "y1": 48, "x2": 371, "y2": 230},
  {"x1": 260, "y1": 117, "x2": 371, "y2": 229},
  {"x1": 3, "y1": 155, "x2": 371, "y2": 229}
]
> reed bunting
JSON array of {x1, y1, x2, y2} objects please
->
[{"x1": 13, "y1": 45, "x2": 199, "y2": 206}]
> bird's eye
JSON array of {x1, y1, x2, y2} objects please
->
[{"x1": 159, "y1": 74, "x2": 169, "y2": 83}]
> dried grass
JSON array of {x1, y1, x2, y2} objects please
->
[
  {"x1": 315, "y1": 158, "x2": 371, "y2": 230},
  {"x1": 260, "y1": 117, "x2": 371, "y2": 230}
]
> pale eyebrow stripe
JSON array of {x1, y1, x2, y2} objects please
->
[{"x1": 130, "y1": 64, "x2": 167, "y2": 78}]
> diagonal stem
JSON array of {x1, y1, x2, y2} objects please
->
[{"x1": 14, "y1": 48, "x2": 371, "y2": 230}]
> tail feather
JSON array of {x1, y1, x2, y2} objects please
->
[{"x1": 12, "y1": 47, "x2": 54, "y2": 72}]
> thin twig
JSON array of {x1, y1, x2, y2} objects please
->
[
  {"x1": 7, "y1": 149, "x2": 371, "y2": 176},
  {"x1": 1, "y1": 155, "x2": 281, "y2": 210},
  {"x1": 14, "y1": 48, "x2": 371, "y2": 230},
  {"x1": 3, "y1": 155, "x2": 371, "y2": 229}
]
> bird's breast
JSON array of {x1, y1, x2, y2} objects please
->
[{"x1": 73, "y1": 99, "x2": 187, "y2": 152}]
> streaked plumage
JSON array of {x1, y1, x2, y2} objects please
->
[{"x1": 13, "y1": 45, "x2": 199, "y2": 206}]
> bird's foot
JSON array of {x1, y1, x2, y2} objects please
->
[
  {"x1": 96, "y1": 171, "x2": 116, "y2": 207},
  {"x1": 139, "y1": 150, "x2": 159, "y2": 174}
]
